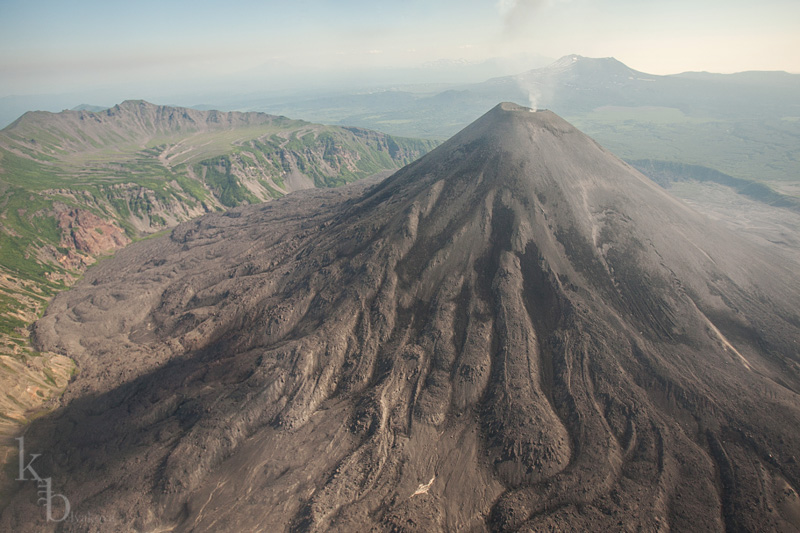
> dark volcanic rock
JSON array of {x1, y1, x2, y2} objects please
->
[{"x1": 3, "y1": 103, "x2": 800, "y2": 532}]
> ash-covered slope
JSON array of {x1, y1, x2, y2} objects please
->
[{"x1": 4, "y1": 103, "x2": 800, "y2": 532}]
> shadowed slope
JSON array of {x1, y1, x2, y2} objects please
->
[{"x1": 2, "y1": 103, "x2": 799, "y2": 532}]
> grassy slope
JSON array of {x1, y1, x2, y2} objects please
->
[{"x1": 566, "y1": 108, "x2": 800, "y2": 188}]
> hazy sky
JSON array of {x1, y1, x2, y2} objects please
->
[{"x1": 1, "y1": 0, "x2": 799, "y2": 96}]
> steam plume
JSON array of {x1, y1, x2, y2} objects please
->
[{"x1": 497, "y1": 0, "x2": 547, "y2": 34}]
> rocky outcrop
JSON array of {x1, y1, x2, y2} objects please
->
[{"x1": 56, "y1": 207, "x2": 130, "y2": 256}]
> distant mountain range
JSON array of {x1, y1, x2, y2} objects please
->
[
  {"x1": 260, "y1": 54, "x2": 800, "y2": 132},
  {"x1": 4, "y1": 55, "x2": 798, "y2": 190},
  {"x1": 0, "y1": 100, "x2": 435, "y2": 440},
  {"x1": 251, "y1": 55, "x2": 800, "y2": 190},
  {"x1": 0, "y1": 53, "x2": 555, "y2": 131},
  {"x1": 467, "y1": 55, "x2": 800, "y2": 117}
]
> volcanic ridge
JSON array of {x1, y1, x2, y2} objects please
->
[{"x1": 2, "y1": 102, "x2": 800, "y2": 532}]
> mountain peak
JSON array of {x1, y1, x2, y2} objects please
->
[
  {"x1": 491, "y1": 101, "x2": 553, "y2": 116},
  {"x1": 451, "y1": 102, "x2": 573, "y2": 137},
  {"x1": 478, "y1": 101, "x2": 561, "y2": 127},
  {"x1": 553, "y1": 53, "x2": 586, "y2": 65},
  {"x1": 424, "y1": 103, "x2": 586, "y2": 163},
  {"x1": 109, "y1": 99, "x2": 156, "y2": 113},
  {"x1": 553, "y1": 54, "x2": 624, "y2": 65},
  {"x1": 523, "y1": 55, "x2": 644, "y2": 81},
  {"x1": 373, "y1": 104, "x2": 632, "y2": 208}
]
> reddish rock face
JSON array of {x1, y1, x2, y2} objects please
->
[{"x1": 55, "y1": 207, "x2": 130, "y2": 259}]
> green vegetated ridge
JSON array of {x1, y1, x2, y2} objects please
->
[{"x1": 0, "y1": 100, "x2": 436, "y2": 439}]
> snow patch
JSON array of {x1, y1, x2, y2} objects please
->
[{"x1": 411, "y1": 475, "x2": 436, "y2": 497}]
